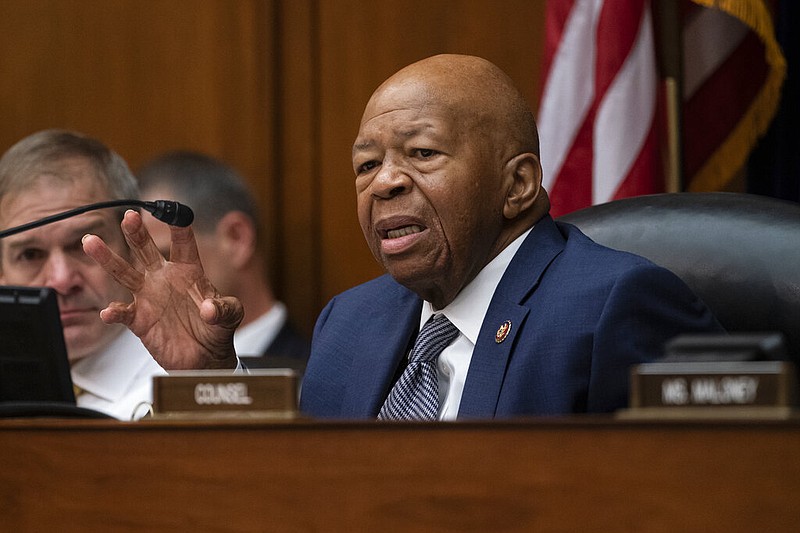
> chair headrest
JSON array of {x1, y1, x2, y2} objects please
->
[{"x1": 559, "y1": 192, "x2": 800, "y2": 358}]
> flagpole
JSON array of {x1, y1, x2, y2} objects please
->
[
  {"x1": 654, "y1": 0, "x2": 683, "y2": 193},
  {"x1": 664, "y1": 78, "x2": 681, "y2": 193}
]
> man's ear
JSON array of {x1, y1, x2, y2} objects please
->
[
  {"x1": 216, "y1": 211, "x2": 257, "y2": 269},
  {"x1": 502, "y1": 153, "x2": 542, "y2": 220}
]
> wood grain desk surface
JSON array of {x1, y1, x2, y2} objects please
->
[{"x1": 2, "y1": 417, "x2": 799, "y2": 532}]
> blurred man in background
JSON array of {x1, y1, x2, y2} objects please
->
[{"x1": 137, "y1": 151, "x2": 309, "y2": 373}]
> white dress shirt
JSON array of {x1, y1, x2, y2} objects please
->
[
  {"x1": 233, "y1": 301, "x2": 287, "y2": 356},
  {"x1": 71, "y1": 328, "x2": 167, "y2": 420},
  {"x1": 420, "y1": 228, "x2": 532, "y2": 420}
]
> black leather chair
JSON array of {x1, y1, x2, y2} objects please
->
[{"x1": 559, "y1": 192, "x2": 800, "y2": 360}]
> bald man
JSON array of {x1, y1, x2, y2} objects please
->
[
  {"x1": 83, "y1": 54, "x2": 722, "y2": 419},
  {"x1": 299, "y1": 54, "x2": 723, "y2": 419}
]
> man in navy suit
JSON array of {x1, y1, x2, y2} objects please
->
[
  {"x1": 83, "y1": 54, "x2": 722, "y2": 419},
  {"x1": 299, "y1": 54, "x2": 722, "y2": 419}
]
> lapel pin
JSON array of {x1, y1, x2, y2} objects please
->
[{"x1": 495, "y1": 320, "x2": 512, "y2": 343}]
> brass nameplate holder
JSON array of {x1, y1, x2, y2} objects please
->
[
  {"x1": 151, "y1": 369, "x2": 298, "y2": 419},
  {"x1": 619, "y1": 361, "x2": 798, "y2": 419}
]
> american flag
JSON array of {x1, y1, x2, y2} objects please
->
[
  {"x1": 537, "y1": 0, "x2": 785, "y2": 216},
  {"x1": 682, "y1": 0, "x2": 785, "y2": 191}
]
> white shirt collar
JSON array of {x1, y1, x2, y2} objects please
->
[
  {"x1": 234, "y1": 301, "x2": 287, "y2": 356},
  {"x1": 421, "y1": 227, "x2": 532, "y2": 341},
  {"x1": 70, "y1": 328, "x2": 164, "y2": 402}
]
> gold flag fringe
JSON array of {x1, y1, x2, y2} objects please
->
[{"x1": 687, "y1": 0, "x2": 787, "y2": 191}]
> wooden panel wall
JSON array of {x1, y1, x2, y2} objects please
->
[
  {"x1": 0, "y1": 0, "x2": 545, "y2": 335},
  {"x1": 0, "y1": 0, "x2": 274, "y2": 200}
]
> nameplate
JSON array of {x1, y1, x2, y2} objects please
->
[
  {"x1": 152, "y1": 369, "x2": 298, "y2": 419},
  {"x1": 621, "y1": 361, "x2": 798, "y2": 419}
]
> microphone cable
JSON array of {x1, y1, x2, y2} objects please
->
[{"x1": 0, "y1": 199, "x2": 194, "y2": 239}]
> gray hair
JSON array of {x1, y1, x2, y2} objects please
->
[{"x1": 0, "y1": 129, "x2": 139, "y2": 215}]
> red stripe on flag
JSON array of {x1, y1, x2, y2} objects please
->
[
  {"x1": 542, "y1": 0, "x2": 659, "y2": 216},
  {"x1": 595, "y1": 0, "x2": 643, "y2": 98},
  {"x1": 612, "y1": 123, "x2": 660, "y2": 200},
  {"x1": 549, "y1": 116, "x2": 595, "y2": 216}
]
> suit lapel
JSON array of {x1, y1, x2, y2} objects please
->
[
  {"x1": 457, "y1": 303, "x2": 529, "y2": 417},
  {"x1": 458, "y1": 217, "x2": 566, "y2": 417},
  {"x1": 340, "y1": 285, "x2": 421, "y2": 417}
]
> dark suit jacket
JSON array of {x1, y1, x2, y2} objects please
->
[{"x1": 299, "y1": 216, "x2": 723, "y2": 419}]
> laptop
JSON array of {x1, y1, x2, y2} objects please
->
[{"x1": 0, "y1": 286, "x2": 109, "y2": 418}]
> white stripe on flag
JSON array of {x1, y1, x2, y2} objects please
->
[
  {"x1": 538, "y1": 0, "x2": 603, "y2": 192},
  {"x1": 593, "y1": 4, "x2": 657, "y2": 204}
]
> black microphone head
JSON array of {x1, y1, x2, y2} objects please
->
[{"x1": 146, "y1": 200, "x2": 194, "y2": 227}]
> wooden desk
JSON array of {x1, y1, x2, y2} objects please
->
[{"x1": 1, "y1": 417, "x2": 799, "y2": 532}]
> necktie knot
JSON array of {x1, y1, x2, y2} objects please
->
[
  {"x1": 378, "y1": 314, "x2": 459, "y2": 421},
  {"x1": 408, "y1": 314, "x2": 460, "y2": 364}
]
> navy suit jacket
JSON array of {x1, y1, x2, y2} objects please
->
[{"x1": 300, "y1": 216, "x2": 723, "y2": 419}]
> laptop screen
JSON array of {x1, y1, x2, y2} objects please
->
[{"x1": 0, "y1": 286, "x2": 75, "y2": 404}]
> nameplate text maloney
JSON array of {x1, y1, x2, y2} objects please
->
[{"x1": 630, "y1": 361, "x2": 797, "y2": 409}]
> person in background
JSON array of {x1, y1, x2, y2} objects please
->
[
  {"x1": 82, "y1": 54, "x2": 724, "y2": 420},
  {"x1": 0, "y1": 129, "x2": 165, "y2": 420},
  {"x1": 136, "y1": 151, "x2": 309, "y2": 373}
]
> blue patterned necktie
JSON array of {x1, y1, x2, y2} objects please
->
[{"x1": 378, "y1": 314, "x2": 460, "y2": 421}]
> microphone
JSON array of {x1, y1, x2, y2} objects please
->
[{"x1": 0, "y1": 199, "x2": 194, "y2": 239}]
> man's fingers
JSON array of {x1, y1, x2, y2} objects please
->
[
  {"x1": 200, "y1": 296, "x2": 244, "y2": 330},
  {"x1": 99, "y1": 301, "x2": 135, "y2": 326},
  {"x1": 168, "y1": 224, "x2": 202, "y2": 265},
  {"x1": 82, "y1": 233, "x2": 145, "y2": 292},
  {"x1": 121, "y1": 210, "x2": 167, "y2": 272}
]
